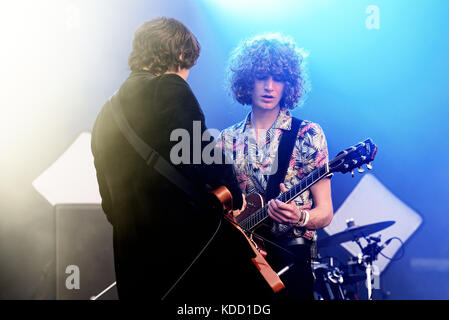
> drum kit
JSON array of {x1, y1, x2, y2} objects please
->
[{"x1": 312, "y1": 218, "x2": 396, "y2": 300}]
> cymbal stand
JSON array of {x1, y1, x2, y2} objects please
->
[{"x1": 354, "y1": 235, "x2": 384, "y2": 300}]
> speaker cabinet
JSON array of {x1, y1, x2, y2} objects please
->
[{"x1": 55, "y1": 204, "x2": 118, "y2": 300}]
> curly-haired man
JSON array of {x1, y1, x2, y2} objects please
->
[
  {"x1": 91, "y1": 17, "x2": 255, "y2": 301},
  {"x1": 218, "y1": 33, "x2": 334, "y2": 300}
]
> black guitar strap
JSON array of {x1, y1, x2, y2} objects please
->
[
  {"x1": 108, "y1": 92, "x2": 209, "y2": 211},
  {"x1": 265, "y1": 117, "x2": 301, "y2": 202}
]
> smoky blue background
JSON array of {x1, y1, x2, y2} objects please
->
[{"x1": 0, "y1": 0, "x2": 448, "y2": 299}]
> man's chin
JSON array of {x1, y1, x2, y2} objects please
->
[{"x1": 258, "y1": 104, "x2": 279, "y2": 111}]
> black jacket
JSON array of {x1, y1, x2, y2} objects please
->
[{"x1": 91, "y1": 72, "x2": 271, "y2": 301}]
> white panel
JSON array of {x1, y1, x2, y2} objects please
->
[{"x1": 32, "y1": 132, "x2": 101, "y2": 205}]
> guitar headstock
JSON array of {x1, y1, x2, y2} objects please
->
[{"x1": 329, "y1": 138, "x2": 377, "y2": 176}]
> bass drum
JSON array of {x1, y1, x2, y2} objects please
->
[{"x1": 312, "y1": 261, "x2": 346, "y2": 300}]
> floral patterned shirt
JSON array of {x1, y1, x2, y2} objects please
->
[{"x1": 217, "y1": 108, "x2": 330, "y2": 240}]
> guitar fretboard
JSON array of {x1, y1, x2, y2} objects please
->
[{"x1": 239, "y1": 163, "x2": 330, "y2": 231}]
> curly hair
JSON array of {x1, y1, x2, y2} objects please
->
[
  {"x1": 226, "y1": 33, "x2": 310, "y2": 109},
  {"x1": 128, "y1": 17, "x2": 200, "y2": 74}
]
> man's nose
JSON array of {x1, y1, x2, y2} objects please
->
[{"x1": 264, "y1": 77, "x2": 274, "y2": 91}]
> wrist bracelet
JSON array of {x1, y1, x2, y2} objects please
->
[
  {"x1": 302, "y1": 210, "x2": 310, "y2": 227},
  {"x1": 295, "y1": 210, "x2": 305, "y2": 227},
  {"x1": 296, "y1": 210, "x2": 310, "y2": 227}
]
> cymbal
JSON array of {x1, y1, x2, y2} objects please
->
[{"x1": 318, "y1": 221, "x2": 395, "y2": 247}]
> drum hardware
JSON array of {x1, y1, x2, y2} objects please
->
[
  {"x1": 341, "y1": 258, "x2": 367, "y2": 285},
  {"x1": 316, "y1": 218, "x2": 396, "y2": 300},
  {"x1": 312, "y1": 256, "x2": 346, "y2": 300}
]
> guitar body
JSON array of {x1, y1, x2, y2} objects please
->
[
  {"x1": 212, "y1": 187, "x2": 285, "y2": 293},
  {"x1": 234, "y1": 193, "x2": 270, "y2": 256},
  {"x1": 234, "y1": 193, "x2": 264, "y2": 225}
]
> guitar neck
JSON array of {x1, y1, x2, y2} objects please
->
[
  {"x1": 239, "y1": 163, "x2": 330, "y2": 231},
  {"x1": 278, "y1": 163, "x2": 330, "y2": 203}
]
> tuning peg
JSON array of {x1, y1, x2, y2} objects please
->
[
  {"x1": 366, "y1": 162, "x2": 373, "y2": 170},
  {"x1": 357, "y1": 167, "x2": 365, "y2": 173},
  {"x1": 351, "y1": 170, "x2": 355, "y2": 177}
]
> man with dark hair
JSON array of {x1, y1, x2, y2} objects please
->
[
  {"x1": 91, "y1": 17, "x2": 267, "y2": 301},
  {"x1": 218, "y1": 33, "x2": 334, "y2": 300}
]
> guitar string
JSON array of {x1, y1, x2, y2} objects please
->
[
  {"x1": 240, "y1": 164, "x2": 328, "y2": 230},
  {"x1": 228, "y1": 216, "x2": 298, "y2": 260}
]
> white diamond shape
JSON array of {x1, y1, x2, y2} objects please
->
[{"x1": 32, "y1": 132, "x2": 101, "y2": 205}]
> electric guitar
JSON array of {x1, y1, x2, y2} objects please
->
[{"x1": 212, "y1": 138, "x2": 377, "y2": 293}]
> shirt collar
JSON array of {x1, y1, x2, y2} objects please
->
[{"x1": 242, "y1": 108, "x2": 292, "y2": 132}]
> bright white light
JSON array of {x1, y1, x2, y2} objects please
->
[
  {"x1": 32, "y1": 132, "x2": 101, "y2": 205},
  {"x1": 201, "y1": 0, "x2": 324, "y2": 21},
  {"x1": 204, "y1": 0, "x2": 295, "y2": 14}
]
